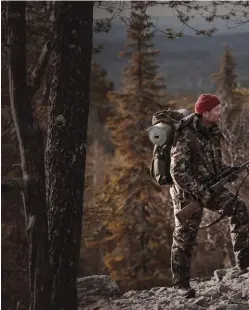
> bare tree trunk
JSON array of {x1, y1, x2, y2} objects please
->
[
  {"x1": 45, "y1": 2, "x2": 94, "y2": 310},
  {"x1": 7, "y1": 2, "x2": 50, "y2": 309}
]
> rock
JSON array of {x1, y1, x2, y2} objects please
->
[
  {"x1": 153, "y1": 301, "x2": 161, "y2": 310},
  {"x1": 218, "y1": 284, "x2": 230, "y2": 294},
  {"x1": 221, "y1": 294, "x2": 229, "y2": 301},
  {"x1": 207, "y1": 305, "x2": 226, "y2": 310},
  {"x1": 165, "y1": 306, "x2": 184, "y2": 310},
  {"x1": 148, "y1": 291, "x2": 156, "y2": 297},
  {"x1": 113, "y1": 298, "x2": 133, "y2": 307},
  {"x1": 201, "y1": 287, "x2": 214, "y2": 297},
  {"x1": 230, "y1": 292, "x2": 242, "y2": 301},
  {"x1": 123, "y1": 290, "x2": 137, "y2": 298},
  {"x1": 225, "y1": 300, "x2": 241, "y2": 307},
  {"x1": 171, "y1": 305, "x2": 186, "y2": 310},
  {"x1": 201, "y1": 276, "x2": 212, "y2": 281},
  {"x1": 79, "y1": 297, "x2": 109, "y2": 310},
  {"x1": 192, "y1": 296, "x2": 208, "y2": 306},
  {"x1": 174, "y1": 299, "x2": 182, "y2": 306},
  {"x1": 213, "y1": 267, "x2": 244, "y2": 282},
  {"x1": 149, "y1": 287, "x2": 161, "y2": 293},
  {"x1": 185, "y1": 305, "x2": 200, "y2": 310},
  {"x1": 226, "y1": 292, "x2": 244, "y2": 306},
  {"x1": 211, "y1": 291, "x2": 222, "y2": 300},
  {"x1": 242, "y1": 287, "x2": 249, "y2": 299},
  {"x1": 77, "y1": 275, "x2": 120, "y2": 307},
  {"x1": 232, "y1": 277, "x2": 244, "y2": 283},
  {"x1": 157, "y1": 296, "x2": 170, "y2": 304},
  {"x1": 214, "y1": 269, "x2": 226, "y2": 282},
  {"x1": 137, "y1": 290, "x2": 155, "y2": 299},
  {"x1": 223, "y1": 269, "x2": 240, "y2": 281},
  {"x1": 154, "y1": 287, "x2": 168, "y2": 295},
  {"x1": 77, "y1": 269, "x2": 249, "y2": 310},
  {"x1": 239, "y1": 268, "x2": 249, "y2": 278},
  {"x1": 190, "y1": 279, "x2": 201, "y2": 288}
]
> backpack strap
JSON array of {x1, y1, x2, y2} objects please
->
[
  {"x1": 172, "y1": 127, "x2": 210, "y2": 174},
  {"x1": 172, "y1": 114, "x2": 200, "y2": 168},
  {"x1": 186, "y1": 130, "x2": 201, "y2": 168}
]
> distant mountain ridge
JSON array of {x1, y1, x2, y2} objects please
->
[
  {"x1": 95, "y1": 16, "x2": 249, "y2": 40},
  {"x1": 93, "y1": 23, "x2": 249, "y2": 92}
]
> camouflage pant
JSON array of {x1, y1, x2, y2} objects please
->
[{"x1": 171, "y1": 189, "x2": 249, "y2": 287}]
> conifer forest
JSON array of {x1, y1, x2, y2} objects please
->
[{"x1": 1, "y1": 1, "x2": 249, "y2": 309}]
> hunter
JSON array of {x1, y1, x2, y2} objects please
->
[{"x1": 170, "y1": 94, "x2": 249, "y2": 297}]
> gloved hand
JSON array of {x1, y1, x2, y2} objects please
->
[
  {"x1": 228, "y1": 166, "x2": 240, "y2": 182},
  {"x1": 229, "y1": 173, "x2": 238, "y2": 182},
  {"x1": 198, "y1": 183, "x2": 215, "y2": 207}
]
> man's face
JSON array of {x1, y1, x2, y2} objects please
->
[{"x1": 203, "y1": 104, "x2": 221, "y2": 125}]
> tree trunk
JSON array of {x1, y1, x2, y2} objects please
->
[
  {"x1": 45, "y1": 2, "x2": 93, "y2": 310},
  {"x1": 7, "y1": 2, "x2": 49, "y2": 310}
]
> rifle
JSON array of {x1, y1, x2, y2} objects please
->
[{"x1": 176, "y1": 160, "x2": 249, "y2": 229}]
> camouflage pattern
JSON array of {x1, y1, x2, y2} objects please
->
[{"x1": 169, "y1": 115, "x2": 249, "y2": 287}]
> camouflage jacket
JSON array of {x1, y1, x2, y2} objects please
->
[{"x1": 170, "y1": 115, "x2": 228, "y2": 207}]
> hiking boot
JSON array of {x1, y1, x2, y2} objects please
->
[{"x1": 175, "y1": 285, "x2": 196, "y2": 298}]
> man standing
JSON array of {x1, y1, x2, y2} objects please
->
[{"x1": 170, "y1": 94, "x2": 249, "y2": 297}]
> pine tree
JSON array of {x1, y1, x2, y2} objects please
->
[
  {"x1": 213, "y1": 45, "x2": 247, "y2": 165},
  {"x1": 93, "y1": 2, "x2": 172, "y2": 291},
  {"x1": 213, "y1": 45, "x2": 238, "y2": 160},
  {"x1": 81, "y1": 64, "x2": 116, "y2": 276},
  {"x1": 213, "y1": 45, "x2": 237, "y2": 99},
  {"x1": 211, "y1": 47, "x2": 249, "y2": 270},
  {"x1": 88, "y1": 63, "x2": 115, "y2": 153}
]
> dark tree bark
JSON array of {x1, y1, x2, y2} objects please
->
[
  {"x1": 7, "y1": 2, "x2": 51, "y2": 309},
  {"x1": 45, "y1": 2, "x2": 93, "y2": 310}
]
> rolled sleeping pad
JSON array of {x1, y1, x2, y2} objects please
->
[
  {"x1": 147, "y1": 122, "x2": 173, "y2": 146},
  {"x1": 148, "y1": 108, "x2": 192, "y2": 146}
]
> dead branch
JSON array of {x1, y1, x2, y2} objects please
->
[
  {"x1": 27, "y1": 215, "x2": 36, "y2": 232},
  {"x1": 27, "y1": 40, "x2": 54, "y2": 99},
  {"x1": 7, "y1": 3, "x2": 49, "y2": 309}
]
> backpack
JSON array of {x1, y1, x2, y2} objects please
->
[{"x1": 148, "y1": 109, "x2": 198, "y2": 185}]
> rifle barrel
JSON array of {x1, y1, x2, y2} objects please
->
[{"x1": 210, "y1": 161, "x2": 249, "y2": 192}]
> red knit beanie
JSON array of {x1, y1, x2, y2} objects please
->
[{"x1": 195, "y1": 94, "x2": 221, "y2": 115}]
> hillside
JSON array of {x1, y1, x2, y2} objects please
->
[{"x1": 93, "y1": 29, "x2": 249, "y2": 92}]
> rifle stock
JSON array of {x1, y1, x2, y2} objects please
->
[
  {"x1": 175, "y1": 160, "x2": 249, "y2": 226},
  {"x1": 176, "y1": 200, "x2": 202, "y2": 225}
]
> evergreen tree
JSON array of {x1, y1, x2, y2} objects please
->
[
  {"x1": 213, "y1": 45, "x2": 237, "y2": 98},
  {"x1": 93, "y1": 2, "x2": 172, "y2": 291},
  {"x1": 211, "y1": 47, "x2": 249, "y2": 270},
  {"x1": 88, "y1": 63, "x2": 115, "y2": 153},
  {"x1": 82, "y1": 64, "x2": 116, "y2": 277},
  {"x1": 213, "y1": 45, "x2": 245, "y2": 165}
]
